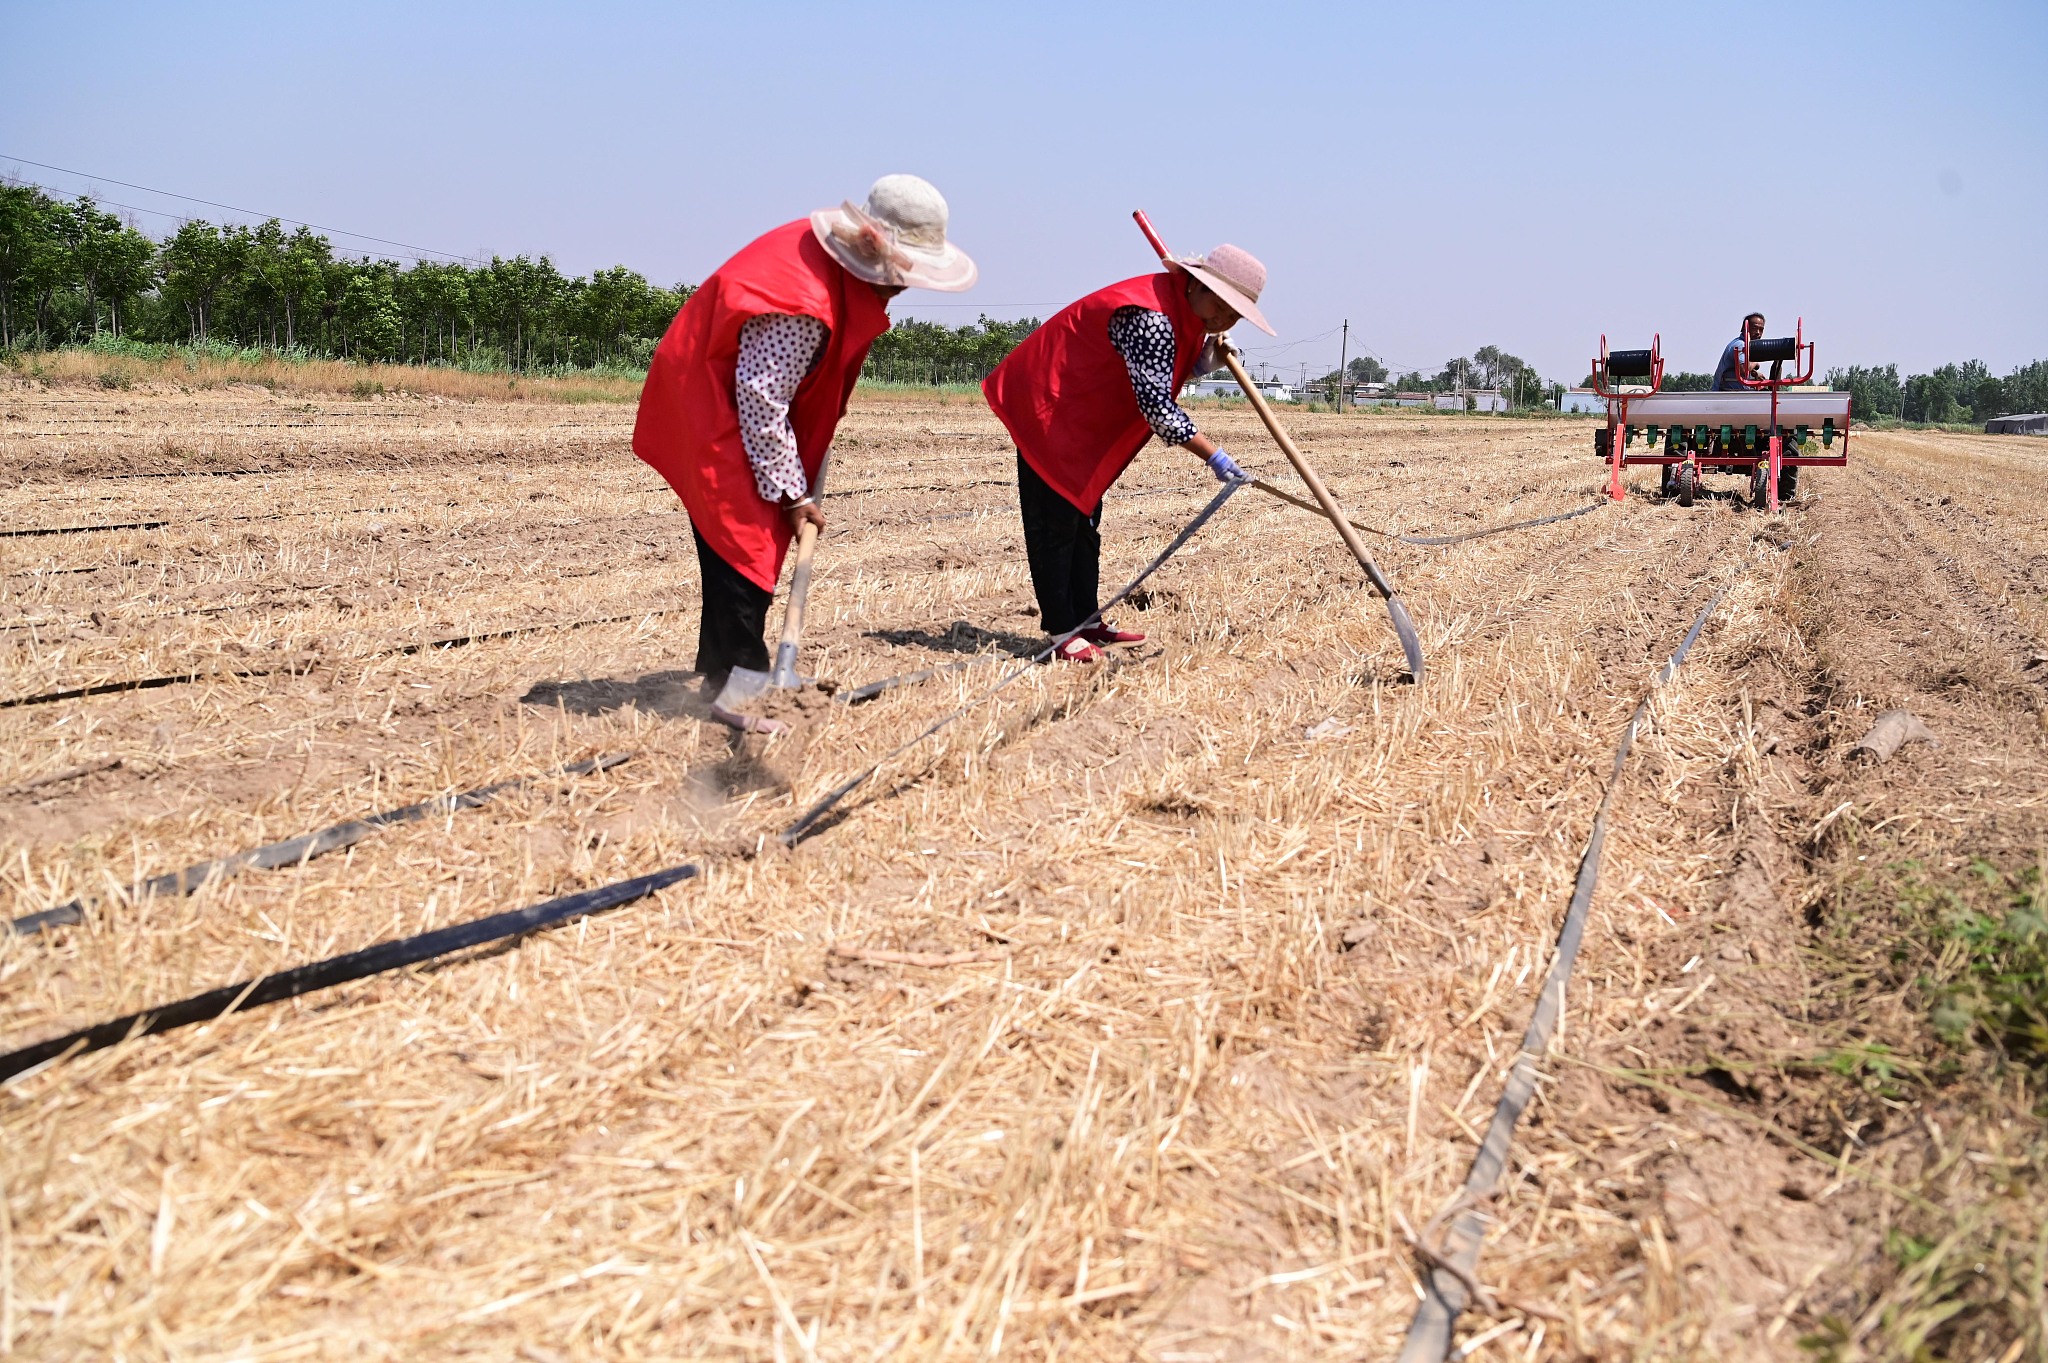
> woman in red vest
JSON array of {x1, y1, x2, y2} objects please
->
[
  {"x1": 982, "y1": 244, "x2": 1275, "y2": 662},
  {"x1": 633, "y1": 176, "x2": 976, "y2": 731}
]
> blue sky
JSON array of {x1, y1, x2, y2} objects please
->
[{"x1": 6, "y1": 0, "x2": 2043, "y2": 382}]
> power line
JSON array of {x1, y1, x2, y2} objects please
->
[
  {"x1": 1, "y1": 153, "x2": 476, "y2": 262},
  {"x1": 2, "y1": 176, "x2": 462, "y2": 268}
]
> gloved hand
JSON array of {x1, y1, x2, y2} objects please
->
[{"x1": 1206, "y1": 448, "x2": 1249, "y2": 483}]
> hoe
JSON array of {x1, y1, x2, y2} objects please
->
[{"x1": 1133, "y1": 210, "x2": 1425, "y2": 682}]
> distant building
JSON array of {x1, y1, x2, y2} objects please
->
[
  {"x1": 1183, "y1": 377, "x2": 1297, "y2": 403},
  {"x1": 1986, "y1": 413, "x2": 2048, "y2": 436},
  {"x1": 1349, "y1": 391, "x2": 1432, "y2": 408},
  {"x1": 1559, "y1": 388, "x2": 1606, "y2": 414}
]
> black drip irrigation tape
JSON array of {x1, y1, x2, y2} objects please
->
[
  {"x1": 781, "y1": 479, "x2": 1245, "y2": 847},
  {"x1": 0, "y1": 663, "x2": 300, "y2": 710},
  {"x1": 1397, "y1": 501, "x2": 1604, "y2": 546},
  {"x1": 101, "y1": 468, "x2": 283, "y2": 481},
  {"x1": 1395, "y1": 543, "x2": 1787, "y2": 1363},
  {"x1": 0, "y1": 609, "x2": 670, "y2": 709},
  {"x1": 8, "y1": 754, "x2": 632, "y2": 937},
  {"x1": 1250, "y1": 478, "x2": 1605, "y2": 547},
  {"x1": 837, "y1": 655, "x2": 1001, "y2": 705},
  {"x1": 1, "y1": 520, "x2": 170, "y2": 539},
  {"x1": 0, "y1": 866, "x2": 698, "y2": 1084},
  {"x1": 0, "y1": 485, "x2": 1245, "y2": 1084}
]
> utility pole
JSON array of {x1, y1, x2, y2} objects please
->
[{"x1": 1336, "y1": 319, "x2": 1348, "y2": 413}]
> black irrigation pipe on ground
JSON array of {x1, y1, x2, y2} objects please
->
[
  {"x1": 1, "y1": 520, "x2": 171, "y2": 539},
  {"x1": 0, "y1": 866, "x2": 698, "y2": 1083},
  {"x1": 0, "y1": 609, "x2": 671, "y2": 709},
  {"x1": 0, "y1": 485, "x2": 1245, "y2": 1084},
  {"x1": 7, "y1": 754, "x2": 632, "y2": 937},
  {"x1": 1249, "y1": 477, "x2": 1605, "y2": 547},
  {"x1": 781, "y1": 478, "x2": 1245, "y2": 847},
  {"x1": 100, "y1": 468, "x2": 284, "y2": 481},
  {"x1": 1395, "y1": 544, "x2": 1784, "y2": 1363}
]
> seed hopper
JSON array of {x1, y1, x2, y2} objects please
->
[{"x1": 1589, "y1": 322, "x2": 1850, "y2": 511}]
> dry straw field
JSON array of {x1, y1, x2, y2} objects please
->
[{"x1": 3, "y1": 377, "x2": 2045, "y2": 1361}]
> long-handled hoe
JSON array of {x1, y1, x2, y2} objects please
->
[{"x1": 1132, "y1": 210, "x2": 1426, "y2": 683}]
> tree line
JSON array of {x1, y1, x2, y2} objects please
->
[
  {"x1": 14, "y1": 182, "x2": 2042, "y2": 418},
  {"x1": 1566, "y1": 356, "x2": 2047, "y2": 424},
  {"x1": 0, "y1": 184, "x2": 690, "y2": 370},
  {"x1": 1824, "y1": 360, "x2": 2048, "y2": 425}
]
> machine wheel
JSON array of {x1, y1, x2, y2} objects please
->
[
  {"x1": 1676, "y1": 462, "x2": 1697, "y2": 508},
  {"x1": 1750, "y1": 463, "x2": 1771, "y2": 510},
  {"x1": 1660, "y1": 462, "x2": 1676, "y2": 498}
]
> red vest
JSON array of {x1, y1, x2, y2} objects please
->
[
  {"x1": 632, "y1": 221, "x2": 891, "y2": 591},
  {"x1": 982, "y1": 272, "x2": 1207, "y2": 512}
]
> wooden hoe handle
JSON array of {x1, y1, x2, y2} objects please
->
[{"x1": 1219, "y1": 346, "x2": 1396, "y2": 601}]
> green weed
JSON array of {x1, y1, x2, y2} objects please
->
[{"x1": 1908, "y1": 860, "x2": 2048, "y2": 1068}]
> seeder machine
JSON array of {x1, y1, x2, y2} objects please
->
[{"x1": 1589, "y1": 323, "x2": 1850, "y2": 512}]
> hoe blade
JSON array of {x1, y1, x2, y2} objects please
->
[
  {"x1": 1386, "y1": 596, "x2": 1426, "y2": 684},
  {"x1": 713, "y1": 664, "x2": 811, "y2": 717}
]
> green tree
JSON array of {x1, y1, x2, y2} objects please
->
[
  {"x1": 0, "y1": 184, "x2": 62, "y2": 347},
  {"x1": 333, "y1": 264, "x2": 403, "y2": 360},
  {"x1": 2002, "y1": 360, "x2": 2048, "y2": 415},
  {"x1": 482, "y1": 254, "x2": 563, "y2": 370},
  {"x1": 1346, "y1": 355, "x2": 1389, "y2": 384},
  {"x1": 159, "y1": 220, "x2": 248, "y2": 344},
  {"x1": 1826, "y1": 363, "x2": 1903, "y2": 419}
]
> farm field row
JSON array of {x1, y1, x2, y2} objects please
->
[{"x1": 3, "y1": 384, "x2": 2045, "y2": 1360}]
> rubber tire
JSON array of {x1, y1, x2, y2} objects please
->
[
  {"x1": 1677, "y1": 463, "x2": 1697, "y2": 508},
  {"x1": 1660, "y1": 462, "x2": 1677, "y2": 498},
  {"x1": 1750, "y1": 463, "x2": 1771, "y2": 510}
]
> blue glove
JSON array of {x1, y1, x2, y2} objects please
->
[{"x1": 1206, "y1": 448, "x2": 1248, "y2": 483}]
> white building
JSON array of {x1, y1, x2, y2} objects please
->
[
  {"x1": 1559, "y1": 388, "x2": 1607, "y2": 414},
  {"x1": 1183, "y1": 377, "x2": 1297, "y2": 403}
]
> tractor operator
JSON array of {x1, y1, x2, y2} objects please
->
[
  {"x1": 632, "y1": 175, "x2": 976, "y2": 732},
  {"x1": 981, "y1": 243, "x2": 1273, "y2": 663},
  {"x1": 1712, "y1": 310, "x2": 1797, "y2": 500},
  {"x1": 1713, "y1": 311, "x2": 1767, "y2": 390}
]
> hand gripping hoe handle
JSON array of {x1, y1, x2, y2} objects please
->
[
  {"x1": 1132, "y1": 210, "x2": 1424, "y2": 682},
  {"x1": 770, "y1": 453, "x2": 830, "y2": 687}
]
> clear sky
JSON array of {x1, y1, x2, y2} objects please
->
[{"x1": 6, "y1": 0, "x2": 2043, "y2": 384}]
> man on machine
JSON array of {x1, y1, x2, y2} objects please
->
[
  {"x1": 981, "y1": 242, "x2": 1273, "y2": 662},
  {"x1": 1712, "y1": 310, "x2": 1798, "y2": 500}
]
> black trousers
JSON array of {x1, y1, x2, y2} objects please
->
[
  {"x1": 1016, "y1": 455, "x2": 1106, "y2": 636},
  {"x1": 691, "y1": 523, "x2": 773, "y2": 689}
]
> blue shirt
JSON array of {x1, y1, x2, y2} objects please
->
[{"x1": 1712, "y1": 335, "x2": 1747, "y2": 390}]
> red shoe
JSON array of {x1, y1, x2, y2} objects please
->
[
  {"x1": 1051, "y1": 636, "x2": 1104, "y2": 663},
  {"x1": 1078, "y1": 622, "x2": 1145, "y2": 646}
]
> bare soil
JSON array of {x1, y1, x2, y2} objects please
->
[{"x1": 2, "y1": 381, "x2": 2043, "y2": 1361}]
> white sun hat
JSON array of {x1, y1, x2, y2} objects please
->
[
  {"x1": 1164, "y1": 243, "x2": 1275, "y2": 335},
  {"x1": 811, "y1": 174, "x2": 978, "y2": 293}
]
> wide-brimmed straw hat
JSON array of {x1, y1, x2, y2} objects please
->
[
  {"x1": 811, "y1": 175, "x2": 977, "y2": 293},
  {"x1": 1165, "y1": 243, "x2": 1275, "y2": 335}
]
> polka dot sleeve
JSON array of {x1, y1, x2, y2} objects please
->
[
  {"x1": 1107, "y1": 305, "x2": 1199, "y2": 447},
  {"x1": 736, "y1": 313, "x2": 830, "y2": 503}
]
